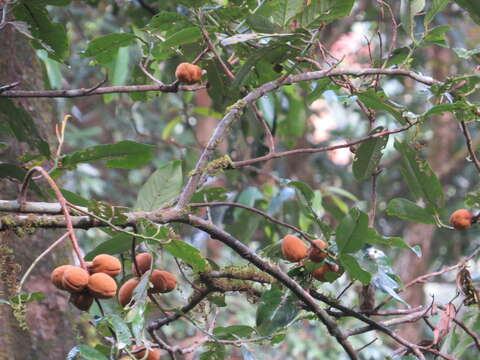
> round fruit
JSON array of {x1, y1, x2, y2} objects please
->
[
  {"x1": 132, "y1": 345, "x2": 161, "y2": 360},
  {"x1": 450, "y1": 209, "x2": 473, "y2": 230},
  {"x1": 149, "y1": 270, "x2": 176, "y2": 293},
  {"x1": 88, "y1": 273, "x2": 117, "y2": 299},
  {"x1": 62, "y1": 266, "x2": 90, "y2": 293},
  {"x1": 51, "y1": 264, "x2": 74, "y2": 290},
  {"x1": 312, "y1": 263, "x2": 340, "y2": 282},
  {"x1": 118, "y1": 278, "x2": 140, "y2": 307},
  {"x1": 308, "y1": 239, "x2": 328, "y2": 263},
  {"x1": 175, "y1": 62, "x2": 202, "y2": 84},
  {"x1": 133, "y1": 253, "x2": 153, "y2": 276},
  {"x1": 281, "y1": 234, "x2": 308, "y2": 262},
  {"x1": 89, "y1": 254, "x2": 122, "y2": 277},
  {"x1": 70, "y1": 292, "x2": 94, "y2": 311}
]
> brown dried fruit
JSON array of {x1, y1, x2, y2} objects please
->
[
  {"x1": 149, "y1": 270, "x2": 176, "y2": 293},
  {"x1": 450, "y1": 209, "x2": 473, "y2": 230},
  {"x1": 281, "y1": 234, "x2": 308, "y2": 262},
  {"x1": 175, "y1": 62, "x2": 202, "y2": 84},
  {"x1": 132, "y1": 345, "x2": 161, "y2": 360},
  {"x1": 133, "y1": 253, "x2": 153, "y2": 276},
  {"x1": 51, "y1": 265, "x2": 74, "y2": 290},
  {"x1": 308, "y1": 239, "x2": 328, "y2": 263},
  {"x1": 118, "y1": 278, "x2": 140, "y2": 307},
  {"x1": 89, "y1": 254, "x2": 122, "y2": 277},
  {"x1": 88, "y1": 273, "x2": 117, "y2": 299},
  {"x1": 312, "y1": 263, "x2": 340, "y2": 282},
  {"x1": 70, "y1": 292, "x2": 94, "y2": 311},
  {"x1": 62, "y1": 266, "x2": 90, "y2": 293}
]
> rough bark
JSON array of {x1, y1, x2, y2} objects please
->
[{"x1": 0, "y1": 25, "x2": 79, "y2": 360}]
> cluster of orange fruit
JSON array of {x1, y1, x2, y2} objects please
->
[
  {"x1": 281, "y1": 234, "x2": 339, "y2": 281},
  {"x1": 118, "y1": 253, "x2": 176, "y2": 307},
  {"x1": 51, "y1": 254, "x2": 120, "y2": 310},
  {"x1": 50, "y1": 253, "x2": 176, "y2": 311}
]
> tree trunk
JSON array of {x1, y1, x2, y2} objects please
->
[{"x1": 0, "y1": 25, "x2": 79, "y2": 360}]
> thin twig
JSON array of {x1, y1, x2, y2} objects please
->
[
  {"x1": 459, "y1": 120, "x2": 480, "y2": 174},
  {"x1": 17, "y1": 232, "x2": 70, "y2": 293},
  {"x1": 18, "y1": 167, "x2": 86, "y2": 269}
]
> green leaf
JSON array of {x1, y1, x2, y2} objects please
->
[
  {"x1": 84, "y1": 234, "x2": 133, "y2": 261},
  {"x1": 373, "y1": 270, "x2": 409, "y2": 307},
  {"x1": 160, "y1": 27, "x2": 202, "y2": 50},
  {"x1": 386, "y1": 47, "x2": 411, "y2": 67},
  {"x1": 105, "y1": 315, "x2": 132, "y2": 349},
  {"x1": 10, "y1": 292, "x2": 45, "y2": 304},
  {"x1": 297, "y1": 0, "x2": 355, "y2": 28},
  {"x1": 352, "y1": 126, "x2": 389, "y2": 180},
  {"x1": 0, "y1": 99, "x2": 50, "y2": 157},
  {"x1": 454, "y1": 0, "x2": 480, "y2": 24},
  {"x1": 82, "y1": 33, "x2": 136, "y2": 64},
  {"x1": 200, "y1": 344, "x2": 225, "y2": 360},
  {"x1": 394, "y1": 139, "x2": 444, "y2": 211},
  {"x1": 306, "y1": 78, "x2": 336, "y2": 104},
  {"x1": 420, "y1": 25, "x2": 450, "y2": 47},
  {"x1": 339, "y1": 254, "x2": 371, "y2": 285},
  {"x1": 135, "y1": 160, "x2": 183, "y2": 211},
  {"x1": 145, "y1": 12, "x2": 191, "y2": 32},
  {"x1": 163, "y1": 239, "x2": 208, "y2": 272},
  {"x1": 335, "y1": 208, "x2": 368, "y2": 254},
  {"x1": 67, "y1": 345, "x2": 108, "y2": 360},
  {"x1": 191, "y1": 187, "x2": 228, "y2": 203},
  {"x1": 272, "y1": 0, "x2": 305, "y2": 26},
  {"x1": 365, "y1": 228, "x2": 422, "y2": 257},
  {"x1": 356, "y1": 89, "x2": 406, "y2": 125},
  {"x1": 400, "y1": 0, "x2": 426, "y2": 39},
  {"x1": 104, "y1": 46, "x2": 130, "y2": 103},
  {"x1": 13, "y1": 0, "x2": 69, "y2": 62},
  {"x1": 213, "y1": 325, "x2": 256, "y2": 339},
  {"x1": 386, "y1": 198, "x2": 436, "y2": 225},
  {"x1": 256, "y1": 287, "x2": 299, "y2": 336},
  {"x1": 60, "y1": 141, "x2": 155, "y2": 170},
  {"x1": 37, "y1": 49, "x2": 63, "y2": 89},
  {"x1": 425, "y1": 0, "x2": 450, "y2": 27}
]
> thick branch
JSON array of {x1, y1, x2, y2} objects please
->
[
  {"x1": 173, "y1": 68, "x2": 438, "y2": 209},
  {"x1": 0, "y1": 83, "x2": 205, "y2": 98},
  {"x1": 174, "y1": 214, "x2": 358, "y2": 360}
]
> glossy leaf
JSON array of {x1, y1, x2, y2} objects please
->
[
  {"x1": 394, "y1": 139, "x2": 444, "y2": 211},
  {"x1": 339, "y1": 254, "x2": 371, "y2": 285},
  {"x1": 335, "y1": 208, "x2": 368, "y2": 254},
  {"x1": 352, "y1": 126, "x2": 389, "y2": 180},
  {"x1": 60, "y1": 141, "x2": 155, "y2": 170},
  {"x1": 84, "y1": 234, "x2": 134, "y2": 261},
  {"x1": 386, "y1": 198, "x2": 436, "y2": 224},
  {"x1": 67, "y1": 345, "x2": 108, "y2": 360},
  {"x1": 256, "y1": 286, "x2": 299, "y2": 336},
  {"x1": 425, "y1": 0, "x2": 450, "y2": 27},
  {"x1": 297, "y1": 0, "x2": 355, "y2": 28},
  {"x1": 400, "y1": 0, "x2": 426, "y2": 38},
  {"x1": 356, "y1": 89, "x2": 406, "y2": 125},
  {"x1": 13, "y1": 1, "x2": 69, "y2": 62},
  {"x1": 135, "y1": 160, "x2": 182, "y2": 211},
  {"x1": 105, "y1": 314, "x2": 132, "y2": 349},
  {"x1": 82, "y1": 33, "x2": 136, "y2": 64},
  {"x1": 163, "y1": 239, "x2": 208, "y2": 272}
]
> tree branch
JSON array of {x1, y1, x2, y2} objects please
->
[{"x1": 174, "y1": 214, "x2": 359, "y2": 360}]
